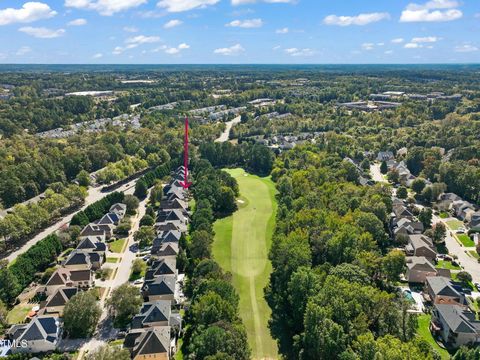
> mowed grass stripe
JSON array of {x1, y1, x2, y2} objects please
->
[{"x1": 212, "y1": 168, "x2": 278, "y2": 360}]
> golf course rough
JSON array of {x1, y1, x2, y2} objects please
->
[{"x1": 212, "y1": 168, "x2": 278, "y2": 360}]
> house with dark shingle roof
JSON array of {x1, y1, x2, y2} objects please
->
[
  {"x1": 96, "y1": 212, "x2": 120, "y2": 226},
  {"x1": 145, "y1": 259, "x2": 177, "y2": 280},
  {"x1": 41, "y1": 287, "x2": 78, "y2": 315},
  {"x1": 78, "y1": 224, "x2": 107, "y2": 241},
  {"x1": 125, "y1": 327, "x2": 171, "y2": 360},
  {"x1": 76, "y1": 237, "x2": 107, "y2": 255},
  {"x1": 431, "y1": 304, "x2": 480, "y2": 348},
  {"x1": 8, "y1": 316, "x2": 61, "y2": 354},
  {"x1": 131, "y1": 301, "x2": 171, "y2": 329},
  {"x1": 63, "y1": 250, "x2": 104, "y2": 271},
  {"x1": 109, "y1": 203, "x2": 127, "y2": 219},
  {"x1": 142, "y1": 275, "x2": 176, "y2": 302},
  {"x1": 41, "y1": 268, "x2": 93, "y2": 296},
  {"x1": 152, "y1": 242, "x2": 179, "y2": 259},
  {"x1": 132, "y1": 327, "x2": 171, "y2": 360}
]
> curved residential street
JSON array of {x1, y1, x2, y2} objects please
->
[
  {"x1": 215, "y1": 115, "x2": 241, "y2": 143},
  {"x1": 3, "y1": 179, "x2": 138, "y2": 263}
]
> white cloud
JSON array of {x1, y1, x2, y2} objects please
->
[
  {"x1": 68, "y1": 18, "x2": 87, "y2": 26},
  {"x1": 114, "y1": 35, "x2": 161, "y2": 54},
  {"x1": 126, "y1": 35, "x2": 160, "y2": 46},
  {"x1": 454, "y1": 44, "x2": 478, "y2": 53},
  {"x1": 361, "y1": 43, "x2": 375, "y2": 50},
  {"x1": 285, "y1": 47, "x2": 314, "y2": 57},
  {"x1": 404, "y1": 42, "x2": 422, "y2": 48},
  {"x1": 412, "y1": 36, "x2": 440, "y2": 43},
  {"x1": 19, "y1": 26, "x2": 65, "y2": 38},
  {"x1": 157, "y1": 0, "x2": 219, "y2": 13},
  {"x1": 276, "y1": 27, "x2": 289, "y2": 34},
  {"x1": 377, "y1": 42, "x2": 385, "y2": 46},
  {"x1": 16, "y1": 46, "x2": 32, "y2": 55},
  {"x1": 92, "y1": 53, "x2": 103, "y2": 58},
  {"x1": 123, "y1": 26, "x2": 139, "y2": 32},
  {"x1": 391, "y1": 38, "x2": 404, "y2": 43},
  {"x1": 155, "y1": 43, "x2": 190, "y2": 55},
  {"x1": 178, "y1": 43, "x2": 190, "y2": 49},
  {"x1": 226, "y1": 18, "x2": 263, "y2": 28},
  {"x1": 65, "y1": 0, "x2": 147, "y2": 16},
  {"x1": 384, "y1": 50, "x2": 394, "y2": 55},
  {"x1": 0, "y1": 2, "x2": 57, "y2": 26},
  {"x1": 164, "y1": 19, "x2": 183, "y2": 28},
  {"x1": 272, "y1": 45, "x2": 281, "y2": 50},
  {"x1": 400, "y1": 0, "x2": 462, "y2": 22},
  {"x1": 323, "y1": 12, "x2": 390, "y2": 26},
  {"x1": 214, "y1": 43, "x2": 245, "y2": 56}
]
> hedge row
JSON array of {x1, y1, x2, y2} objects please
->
[{"x1": 70, "y1": 191, "x2": 125, "y2": 228}]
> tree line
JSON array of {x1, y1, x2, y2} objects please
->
[
  {"x1": 71, "y1": 191, "x2": 124, "y2": 227},
  {"x1": 0, "y1": 234, "x2": 63, "y2": 305},
  {"x1": 179, "y1": 159, "x2": 250, "y2": 359},
  {"x1": 266, "y1": 145, "x2": 440, "y2": 360}
]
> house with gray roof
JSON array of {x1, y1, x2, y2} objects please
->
[
  {"x1": 431, "y1": 304, "x2": 480, "y2": 348},
  {"x1": 142, "y1": 275, "x2": 176, "y2": 302},
  {"x1": 8, "y1": 316, "x2": 61, "y2": 354},
  {"x1": 41, "y1": 287, "x2": 78, "y2": 315},
  {"x1": 127, "y1": 327, "x2": 171, "y2": 360},
  {"x1": 425, "y1": 276, "x2": 466, "y2": 306},
  {"x1": 131, "y1": 301, "x2": 171, "y2": 329},
  {"x1": 405, "y1": 256, "x2": 448, "y2": 284},
  {"x1": 145, "y1": 259, "x2": 177, "y2": 280},
  {"x1": 405, "y1": 234, "x2": 437, "y2": 262}
]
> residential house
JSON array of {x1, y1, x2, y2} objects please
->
[
  {"x1": 145, "y1": 259, "x2": 177, "y2": 280},
  {"x1": 425, "y1": 276, "x2": 466, "y2": 306},
  {"x1": 127, "y1": 327, "x2": 171, "y2": 360},
  {"x1": 76, "y1": 237, "x2": 107, "y2": 255},
  {"x1": 436, "y1": 193, "x2": 462, "y2": 212},
  {"x1": 431, "y1": 304, "x2": 480, "y2": 348},
  {"x1": 96, "y1": 212, "x2": 121, "y2": 226},
  {"x1": 452, "y1": 200, "x2": 476, "y2": 221},
  {"x1": 131, "y1": 301, "x2": 171, "y2": 329},
  {"x1": 405, "y1": 234, "x2": 437, "y2": 262},
  {"x1": 41, "y1": 287, "x2": 78, "y2": 315},
  {"x1": 470, "y1": 212, "x2": 480, "y2": 232},
  {"x1": 41, "y1": 268, "x2": 92, "y2": 296},
  {"x1": 109, "y1": 203, "x2": 127, "y2": 218},
  {"x1": 7, "y1": 316, "x2": 61, "y2": 354},
  {"x1": 78, "y1": 224, "x2": 107, "y2": 241},
  {"x1": 405, "y1": 257, "x2": 449, "y2": 284},
  {"x1": 63, "y1": 250, "x2": 104, "y2": 271},
  {"x1": 393, "y1": 218, "x2": 424, "y2": 239},
  {"x1": 142, "y1": 275, "x2": 176, "y2": 302},
  {"x1": 393, "y1": 204, "x2": 415, "y2": 221},
  {"x1": 377, "y1": 151, "x2": 394, "y2": 161},
  {"x1": 151, "y1": 242, "x2": 179, "y2": 259}
]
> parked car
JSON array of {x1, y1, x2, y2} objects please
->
[{"x1": 133, "y1": 278, "x2": 144, "y2": 285}]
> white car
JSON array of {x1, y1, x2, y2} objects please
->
[{"x1": 133, "y1": 278, "x2": 144, "y2": 285}]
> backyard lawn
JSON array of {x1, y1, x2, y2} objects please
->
[
  {"x1": 7, "y1": 303, "x2": 33, "y2": 324},
  {"x1": 439, "y1": 212, "x2": 449, "y2": 219},
  {"x1": 106, "y1": 257, "x2": 120, "y2": 263},
  {"x1": 469, "y1": 250, "x2": 480, "y2": 259},
  {"x1": 212, "y1": 168, "x2": 278, "y2": 360},
  {"x1": 417, "y1": 314, "x2": 450, "y2": 360},
  {"x1": 436, "y1": 260, "x2": 461, "y2": 270},
  {"x1": 109, "y1": 238, "x2": 127, "y2": 253},
  {"x1": 457, "y1": 234, "x2": 475, "y2": 247}
]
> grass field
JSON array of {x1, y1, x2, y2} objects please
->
[
  {"x1": 212, "y1": 168, "x2": 278, "y2": 360},
  {"x1": 457, "y1": 234, "x2": 474, "y2": 247},
  {"x1": 7, "y1": 303, "x2": 33, "y2": 324},
  {"x1": 417, "y1": 314, "x2": 450, "y2": 360},
  {"x1": 445, "y1": 219, "x2": 464, "y2": 231},
  {"x1": 109, "y1": 238, "x2": 126, "y2": 253},
  {"x1": 436, "y1": 260, "x2": 461, "y2": 270}
]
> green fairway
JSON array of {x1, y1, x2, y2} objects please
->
[{"x1": 213, "y1": 168, "x2": 278, "y2": 360}]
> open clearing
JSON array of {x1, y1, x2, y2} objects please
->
[{"x1": 213, "y1": 168, "x2": 278, "y2": 360}]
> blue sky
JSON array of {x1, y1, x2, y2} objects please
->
[{"x1": 0, "y1": 0, "x2": 479, "y2": 64}]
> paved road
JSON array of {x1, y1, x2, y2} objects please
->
[
  {"x1": 76, "y1": 190, "x2": 150, "y2": 358},
  {"x1": 3, "y1": 180, "x2": 138, "y2": 263},
  {"x1": 215, "y1": 115, "x2": 241, "y2": 143},
  {"x1": 432, "y1": 213, "x2": 480, "y2": 283}
]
